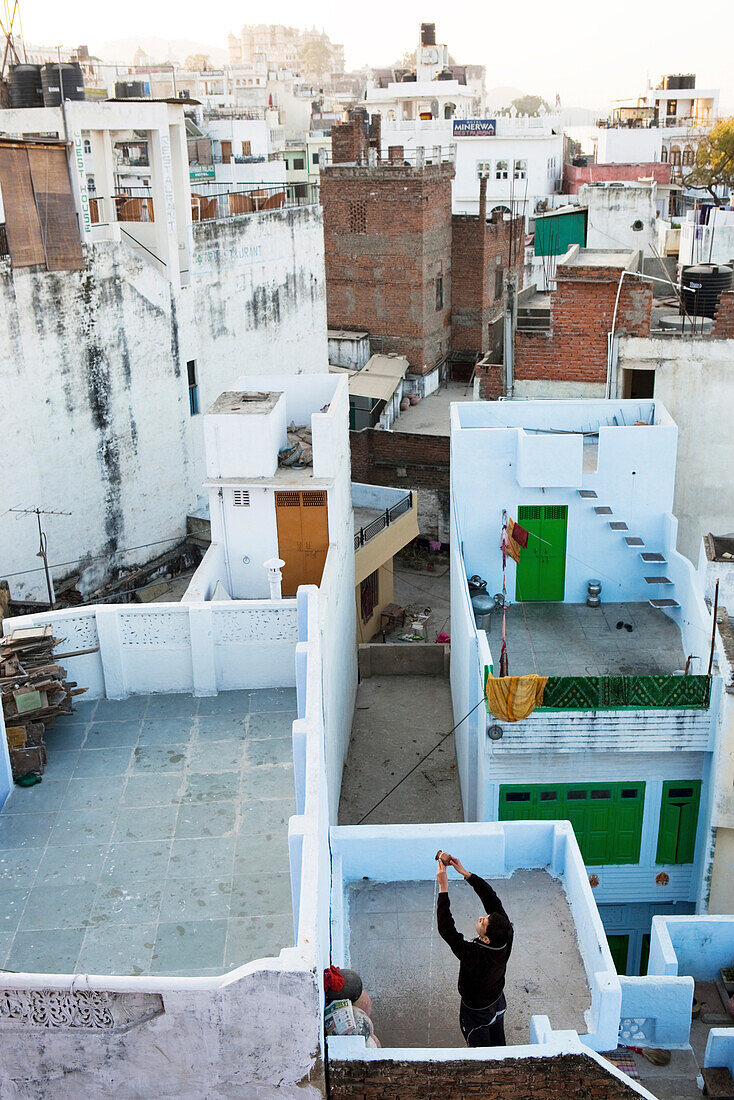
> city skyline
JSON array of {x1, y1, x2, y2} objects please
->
[{"x1": 20, "y1": 0, "x2": 734, "y2": 112}]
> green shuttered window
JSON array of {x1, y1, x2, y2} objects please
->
[
  {"x1": 499, "y1": 782, "x2": 645, "y2": 865},
  {"x1": 656, "y1": 781, "x2": 701, "y2": 865}
]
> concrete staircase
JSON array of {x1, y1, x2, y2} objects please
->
[{"x1": 576, "y1": 489, "x2": 679, "y2": 609}]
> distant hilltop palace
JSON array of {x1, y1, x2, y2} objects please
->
[{"x1": 227, "y1": 23, "x2": 345, "y2": 76}]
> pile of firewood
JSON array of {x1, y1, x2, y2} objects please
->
[{"x1": 0, "y1": 625, "x2": 87, "y2": 779}]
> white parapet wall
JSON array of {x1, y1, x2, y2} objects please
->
[
  {"x1": 329, "y1": 820, "x2": 621, "y2": 1054},
  {"x1": 2, "y1": 600, "x2": 300, "y2": 699}
]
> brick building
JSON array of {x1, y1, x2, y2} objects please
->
[
  {"x1": 322, "y1": 123, "x2": 524, "y2": 390},
  {"x1": 451, "y1": 179, "x2": 525, "y2": 357},
  {"x1": 477, "y1": 247, "x2": 653, "y2": 399}
]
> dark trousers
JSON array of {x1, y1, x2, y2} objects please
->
[{"x1": 460, "y1": 994, "x2": 507, "y2": 1048}]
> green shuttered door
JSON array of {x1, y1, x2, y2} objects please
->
[
  {"x1": 516, "y1": 505, "x2": 567, "y2": 602},
  {"x1": 499, "y1": 782, "x2": 645, "y2": 865},
  {"x1": 656, "y1": 781, "x2": 701, "y2": 864}
]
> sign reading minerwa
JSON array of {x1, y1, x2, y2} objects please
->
[{"x1": 452, "y1": 119, "x2": 497, "y2": 137}]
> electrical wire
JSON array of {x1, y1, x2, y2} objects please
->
[
  {"x1": 356, "y1": 695, "x2": 486, "y2": 826},
  {"x1": 1, "y1": 536, "x2": 189, "y2": 580}
]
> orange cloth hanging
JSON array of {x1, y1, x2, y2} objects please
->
[{"x1": 485, "y1": 673, "x2": 548, "y2": 722}]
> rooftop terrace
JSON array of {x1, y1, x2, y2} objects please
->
[
  {"x1": 347, "y1": 870, "x2": 591, "y2": 1048},
  {"x1": 499, "y1": 601, "x2": 686, "y2": 677},
  {"x1": 0, "y1": 690, "x2": 296, "y2": 977}
]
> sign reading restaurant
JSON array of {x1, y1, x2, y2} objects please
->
[{"x1": 452, "y1": 119, "x2": 497, "y2": 137}]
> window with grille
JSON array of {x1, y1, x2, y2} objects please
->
[
  {"x1": 232, "y1": 490, "x2": 250, "y2": 507},
  {"x1": 476, "y1": 160, "x2": 491, "y2": 179},
  {"x1": 495, "y1": 160, "x2": 508, "y2": 180},
  {"x1": 514, "y1": 159, "x2": 527, "y2": 180},
  {"x1": 360, "y1": 569, "x2": 379, "y2": 623},
  {"x1": 293, "y1": 157, "x2": 305, "y2": 170},
  {"x1": 187, "y1": 360, "x2": 199, "y2": 416},
  {"x1": 435, "y1": 275, "x2": 443, "y2": 311},
  {"x1": 349, "y1": 201, "x2": 367, "y2": 233},
  {"x1": 494, "y1": 266, "x2": 504, "y2": 300}
]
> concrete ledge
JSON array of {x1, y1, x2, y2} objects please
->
[{"x1": 358, "y1": 643, "x2": 450, "y2": 678}]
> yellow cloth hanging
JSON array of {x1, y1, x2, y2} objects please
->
[{"x1": 484, "y1": 674, "x2": 548, "y2": 722}]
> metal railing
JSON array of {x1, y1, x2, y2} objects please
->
[
  {"x1": 354, "y1": 492, "x2": 413, "y2": 552},
  {"x1": 190, "y1": 180, "x2": 319, "y2": 221},
  {"x1": 90, "y1": 188, "x2": 155, "y2": 225},
  {"x1": 321, "y1": 145, "x2": 456, "y2": 169}
]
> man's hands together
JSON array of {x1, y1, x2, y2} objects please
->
[{"x1": 436, "y1": 852, "x2": 471, "y2": 891}]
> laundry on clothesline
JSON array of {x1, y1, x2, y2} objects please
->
[{"x1": 484, "y1": 673, "x2": 548, "y2": 723}]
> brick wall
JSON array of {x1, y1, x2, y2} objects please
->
[
  {"x1": 350, "y1": 427, "x2": 450, "y2": 539},
  {"x1": 329, "y1": 1053, "x2": 640, "y2": 1099},
  {"x1": 350, "y1": 428, "x2": 449, "y2": 490},
  {"x1": 451, "y1": 210, "x2": 524, "y2": 356},
  {"x1": 331, "y1": 119, "x2": 368, "y2": 165},
  {"x1": 713, "y1": 290, "x2": 734, "y2": 338},
  {"x1": 506, "y1": 261, "x2": 652, "y2": 391},
  {"x1": 563, "y1": 162, "x2": 672, "y2": 194},
  {"x1": 321, "y1": 163, "x2": 455, "y2": 373}
]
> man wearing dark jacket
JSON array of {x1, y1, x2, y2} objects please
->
[{"x1": 436, "y1": 852, "x2": 514, "y2": 1047}]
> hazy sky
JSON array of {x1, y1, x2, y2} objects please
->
[{"x1": 22, "y1": 0, "x2": 733, "y2": 112}]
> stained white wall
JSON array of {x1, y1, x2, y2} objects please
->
[
  {"x1": 581, "y1": 184, "x2": 659, "y2": 258},
  {"x1": 0, "y1": 206, "x2": 328, "y2": 603}
]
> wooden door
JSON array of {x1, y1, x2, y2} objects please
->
[
  {"x1": 221, "y1": 140, "x2": 232, "y2": 164},
  {"x1": 302, "y1": 491, "x2": 329, "y2": 585},
  {"x1": 275, "y1": 491, "x2": 329, "y2": 596}
]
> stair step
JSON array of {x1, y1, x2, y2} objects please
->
[
  {"x1": 578, "y1": 489, "x2": 598, "y2": 499},
  {"x1": 645, "y1": 575, "x2": 673, "y2": 584},
  {"x1": 609, "y1": 521, "x2": 628, "y2": 531},
  {"x1": 641, "y1": 552, "x2": 666, "y2": 564},
  {"x1": 625, "y1": 536, "x2": 644, "y2": 546},
  {"x1": 650, "y1": 598, "x2": 680, "y2": 608},
  {"x1": 595, "y1": 506, "x2": 613, "y2": 515}
]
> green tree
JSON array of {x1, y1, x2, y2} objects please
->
[
  {"x1": 505, "y1": 94, "x2": 551, "y2": 116},
  {"x1": 686, "y1": 118, "x2": 734, "y2": 204},
  {"x1": 299, "y1": 40, "x2": 332, "y2": 78},
  {"x1": 184, "y1": 53, "x2": 210, "y2": 72}
]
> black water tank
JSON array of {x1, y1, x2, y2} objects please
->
[
  {"x1": 681, "y1": 263, "x2": 734, "y2": 319},
  {"x1": 436, "y1": 68, "x2": 453, "y2": 81},
  {"x1": 421, "y1": 22, "x2": 436, "y2": 46},
  {"x1": 41, "y1": 62, "x2": 84, "y2": 106},
  {"x1": 114, "y1": 79, "x2": 145, "y2": 99},
  {"x1": 9, "y1": 63, "x2": 43, "y2": 107}
]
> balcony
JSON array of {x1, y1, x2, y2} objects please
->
[
  {"x1": 353, "y1": 487, "x2": 415, "y2": 553},
  {"x1": 189, "y1": 181, "x2": 319, "y2": 222}
]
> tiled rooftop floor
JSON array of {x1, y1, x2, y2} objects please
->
[
  {"x1": 0, "y1": 689, "x2": 296, "y2": 977},
  {"x1": 499, "y1": 601, "x2": 686, "y2": 677}
]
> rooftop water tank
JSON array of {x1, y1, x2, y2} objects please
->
[
  {"x1": 681, "y1": 263, "x2": 733, "y2": 320},
  {"x1": 114, "y1": 79, "x2": 146, "y2": 99},
  {"x1": 41, "y1": 62, "x2": 84, "y2": 106},
  {"x1": 421, "y1": 23, "x2": 436, "y2": 46},
  {"x1": 8, "y1": 63, "x2": 43, "y2": 108}
]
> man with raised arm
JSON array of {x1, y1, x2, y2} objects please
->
[{"x1": 435, "y1": 851, "x2": 514, "y2": 1047}]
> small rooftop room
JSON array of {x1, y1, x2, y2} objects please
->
[{"x1": 451, "y1": 399, "x2": 711, "y2": 681}]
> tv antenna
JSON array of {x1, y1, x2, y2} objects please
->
[
  {"x1": 9, "y1": 506, "x2": 71, "y2": 610},
  {"x1": 0, "y1": 0, "x2": 26, "y2": 80}
]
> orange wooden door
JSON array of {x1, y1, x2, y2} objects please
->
[
  {"x1": 275, "y1": 491, "x2": 329, "y2": 594},
  {"x1": 275, "y1": 492, "x2": 306, "y2": 596},
  {"x1": 221, "y1": 140, "x2": 232, "y2": 164},
  {"x1": 301, "y1": 491, "x2": 329, "y2": 586}
]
